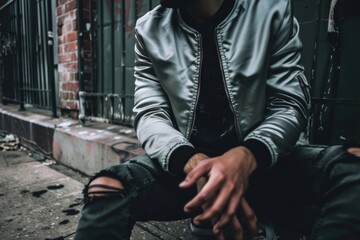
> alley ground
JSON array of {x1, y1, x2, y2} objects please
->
[{"x1": 0, "y1": 136, "x2": 207, "y2": 240}]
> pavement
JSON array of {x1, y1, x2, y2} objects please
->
[{"x1": 0, "y1": 139, "x2": 209, "y2": 240}]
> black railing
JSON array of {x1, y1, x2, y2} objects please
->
[
  {"x1": 78, "y1": 0, "x2": 160, "y2": 126},
  {"x1": 0, "y1": 0, "x2": 58, "y2": 117}
]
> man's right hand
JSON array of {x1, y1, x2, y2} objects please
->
[{"x1": 181, "y1": 147, "x2": 258, "y2": 240}]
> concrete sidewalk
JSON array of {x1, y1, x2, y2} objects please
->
[
  {"x1": 0, "y1": 104, "x2": 209, "y2": 239},
  {"x1": 0, "y1": 148, "x2": 207, "y2": 240}
]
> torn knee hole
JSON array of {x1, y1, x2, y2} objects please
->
[{"x1": 87, "y1": 176, "x2": 125, "y2": 197}]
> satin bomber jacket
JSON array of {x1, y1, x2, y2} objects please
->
[{"x1": 133, "y1": 0, "x2": 311, "y2": 172}]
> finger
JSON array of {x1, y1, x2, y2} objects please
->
[
  {"x1": 216, "y1": 231, "x2": 225, "y2": 240},
  {"x1": 347, "y1": 148, "x2": 360, "y2": 157},
  {"x1": 240, "y1": 198, "x2": 257, "y2": 240},
  {"x1": 197, "y1": 182, "x2": 239, "y2": 225},
  {"x1": 211, "y1": 216, "x2": 225, "y2": 240},
  {"x1": 179, "y1": 161, "x2": 210, "y2": 188},
  {"x1": 230, "y1": 216, "x2": 243, "y2": 240},
  {"x1": 212, "y1": 188, "x2": 243, "y2": 231},
  {"x1": 184, "y1": 172, "x2": 225, "y2": 213},
  {"x1": 196, "y1": 177, "x2": 208, "y2": 193},
  {"x1": 215, "y1": 216, "x2": 243, "y2": 240}
]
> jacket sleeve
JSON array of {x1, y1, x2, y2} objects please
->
[
  {"x1": 133, "y1": 29, "x2": 194, "y2": 172},
  {"x1": 244, "y1": 1, "x2": 311, "y2": 165}
]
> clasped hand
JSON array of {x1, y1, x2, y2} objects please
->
[{"x1": 180, "y1": 146, "x2": 258, "y2": 240}]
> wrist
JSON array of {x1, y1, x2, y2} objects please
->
[
  {"x1": 183, "y1": 153, "x2": 208, "y2": 174},
  {"x1": 242, "y1": 146, "x2": 258, "y2": 172},
  {"x1": 230, "y1": 146, "x2": 258, "y2": 173}
]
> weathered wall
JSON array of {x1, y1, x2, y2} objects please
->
[{"x1": 57, "y1": 0, "x2": 80, "y2": 119}]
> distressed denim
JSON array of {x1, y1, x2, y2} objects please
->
[{"x1": 75, "y1": 145, "x2": 360, "y2": 240}]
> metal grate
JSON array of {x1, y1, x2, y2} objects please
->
[
  {"x1": 0, "y1": 0, "x2": 58, "y2": 117},
  {"x1": 78, "y1": 0, "x2": 160, "y2": 126}
]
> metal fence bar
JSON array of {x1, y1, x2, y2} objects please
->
[
  {"x1": 110, "y1": 0, "x2": 115, "y2": 121},
  {"x1": 16, "y1": 0, "x2": 24, "y2": 110},
  {"x1": 39, "y1": 0, "x2": 47, "y2": 107},
  {"x1": 46, "y1": 0, "x2": 57, "y2": 117},
  {"x1": 77, "y1": 0, "x2": 84, "y2": 92},
  {"x1": 99, "y1": 0, "x2": 104, "y2": 118}
]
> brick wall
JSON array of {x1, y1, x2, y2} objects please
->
[{"x1": 57, "y1": 0, "x2": 79, "y2": 118}]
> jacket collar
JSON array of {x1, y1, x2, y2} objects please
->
[{"x1": 176, "y1": 0, "x2": 246, "y2": 32}]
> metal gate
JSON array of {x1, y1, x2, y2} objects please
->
[
  {"x1": 0, "y1": 0, "x2": 58, "y2": 117},
  {"x1": 78, "y1": 0, "x2": 159, "y2": 126}
]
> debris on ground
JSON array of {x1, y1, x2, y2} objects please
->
[
  {"x1": 0, "y1": 131, "x2": 58, "y2": 166},
  {"x1": 42, "y1": 159, "x2": 57, "y2": 166},
  {"x1": 29, "y1": 151, "x2": 47, "y2": 161},
  {"x1": 0, "y1": 134, "x2": 20, "y2": 151}
]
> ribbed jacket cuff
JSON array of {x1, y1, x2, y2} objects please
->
[
  {"x1": 168, "y1": 145, "x2": 198, "y2": 176},
  {"x1": 243, "y1": 139, "x2": 271, "y2": 171}
]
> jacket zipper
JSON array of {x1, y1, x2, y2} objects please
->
[
  {"x1": 188, "y1": 33, "x2": 203, "y2": 139},
  {"x1": 214, "y1": 28, "x2": 243, "y2": 141}
]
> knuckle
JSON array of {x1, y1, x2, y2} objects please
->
[
  {"x1": 226, "y1": 210, "x2": 235, "y2": 218},
  {"x1": 247, "y1": 212, "x2": 257, "y2": 222},
  {"x1": 209, "y1": 207, "x2": 221, "y2": 216},
  {"x1": 233, "y1": 223, "x2": 242, "y2": 232},
  {"x1": 197, "y1": 193, "x2": 207, "y2": 202},
  {"x1": 227, "y1": 182, "x2": 236, "y2": 192}
]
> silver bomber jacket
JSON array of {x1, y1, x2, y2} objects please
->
[{"x1": 133, "y1": 0, "x2": 311, "y2": 172}]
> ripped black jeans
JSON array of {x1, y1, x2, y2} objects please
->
[{"x1": 75, "y1": 145, "x2": 360, "y2": 240}]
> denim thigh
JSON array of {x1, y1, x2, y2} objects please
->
[
  {"x1": 247, "y1": 145, "x2": 360, "y2": 239},
  {"x1": 75, "y1": 155, "x2": 196, "y2": 240}
]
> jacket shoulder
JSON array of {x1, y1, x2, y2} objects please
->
[
  {"x1": 248, "y1": 0, "x2": 290, "y2": 13},
  {"x1": 135, "y1": 5, "x2": 174, "y2": 32}
]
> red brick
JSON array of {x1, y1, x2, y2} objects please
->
[
  {"x1": 64, "y1": 41, "x2": 78, "y2": 52},
  {"x1": 72, "y1": 20, "x2": 78, "y2": 31},
  {"x1": 68, "y1": 10, "x2": 77, "y2": 21},
  {"x1": 72, "y1": 73, "x2": 79, "y2": 81},
  {"x1": 58, "y1": 35, "x2": 64, "y2": 44},
  {"x1": 61, "y1": 91, "x2": 77, "y2": 100},
  {"x1": 57, "y1": 15, "x2": 65, "y2": 26},
  {"x1": 59, "y1": 72, "x2": 70, "y2": 82},
  {"x1": 66, "y1": 101, "x2": 79, "y2": 110},
  {"x1": 58, "y1": 45, "x2": 64, "y2": 54},
  {"x1": 65, "y1": 21, "x2": 76, "y2": 32},
  {"x1": 67, "y1": 62, "x2": 78, "y2": 72},
  {"x1": 60, "y1": 82, "x2": 67, "y2": 91},
  {"x1": 65, "y1": 31, "x2": 78, "y2": 42},
  {"x1": 67, "y1": 82, "x2": 79, "y2": 92},
  {"x1": 60, "y1": 100, "x2": 66, "y2": 108},
  {"x1": 65, "y1": 0, "x2": 77, "y2": 12},
  {"x1": 58, "y1": 52, "x2": 77, "y2": 63},
  {"x1": 58, "y1": 54, "x2": 67, "y2": 63},
  {"x1": 56, "y1": 6, "x2": 63, "y2": 16},
  {"x1": 57, "y1": 27, "x2": 63, "y2": 36},
  {"x1": 60, "y1": 100, "x2": 79, "y2": 110},
  {"x1": 61, "y1": 91, "x2": 69, "y2": 100}
]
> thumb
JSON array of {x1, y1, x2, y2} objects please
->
[{"x1": 179, "y1": 161, "x2": 210, "y2": 188}]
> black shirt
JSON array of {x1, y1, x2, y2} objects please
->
[{"x1": 168, "y1": 0, "x2": 271, "y2": 175}]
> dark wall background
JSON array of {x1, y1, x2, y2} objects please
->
[{"x1": 293, "y1": 0, "x2": 360, "y2": 146}]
